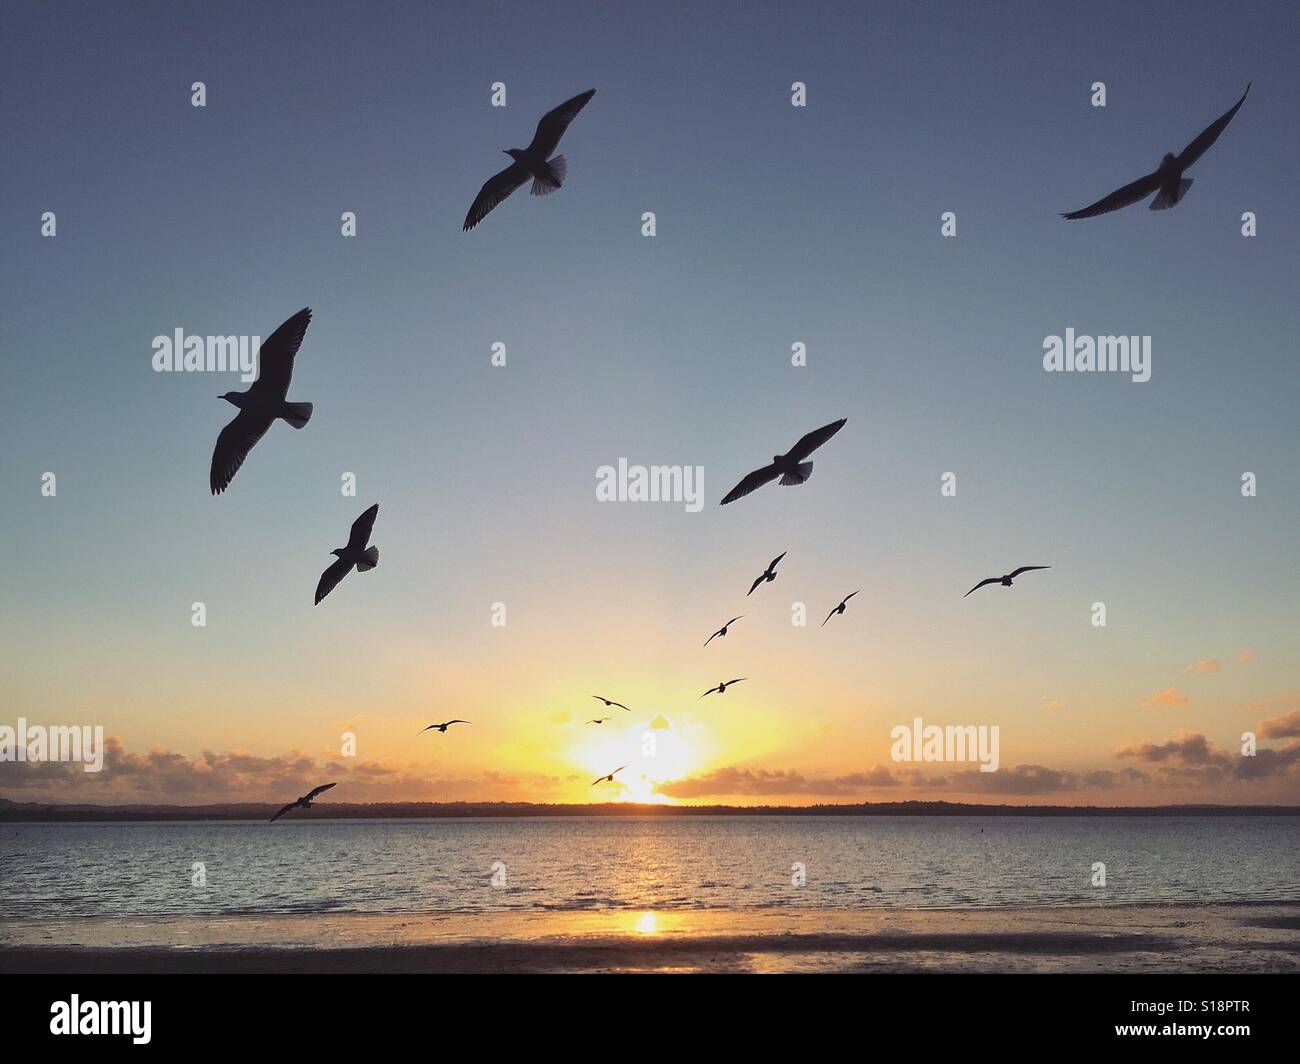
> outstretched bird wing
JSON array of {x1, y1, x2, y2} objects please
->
[
  {"x1": 526, "y1": 89, "x2": 596, "y2": 159},
  {"x1": 746, "y1": 572, "x2": 767, "y2": 596},
  {"x1": 210, "y1": 408, "x2": 273, "y2": 495},
  {"x1": 445, "y1": 720, "x2": 470, "y2": 727},
  {"x1": 722, "y1": 463, "x2": 780, "y2": 506},
  {"x1": 768, "y1": 551, "x2": 787, "y2": 572},
  {"x1": 347, "y1": 503, "x2": 380, "y2": 550},
  {"x1": 824, "y1": 592, "x2": 858, "y2": 625},
  {"x1": 269, "y1": 802, "x2": 298, "y2": 823},
  {"x1": 305, "y1": 783, "x2": 337, "y2": 801},
  {"x1": 706, "y1": 617, "x2": 742, "y2": 644},
  {"x1": 700, "y1": 686, "x2": 719, "y2": 698},
  {"x1": 728, "y1": 678, "x2": 748, "y2": 686},
  {"x1": 249, "y1": 307, "x2": 313, "y2": 399},
  {"x1": 788, "y1": 418, "x2": 847, "y2": 461},
  {"x1": 963, "y1": 577, "x2": 1001, "y2": 598},
  {"x1": 315, "y1": 557, "x2": 353, "y2": 605},
  {"x1": 463, "y1": 161, "x2": 530, "y2": 231},
  {"x1": 1060, "y1": 170, "x2": 1162, "y2": 220},
  {"x1": 1008, "y1": 566, "x2": 1050, "y2": 579},
  {"x1": 1176, "y1": 83, "x2": 1250, "y2": 170}
]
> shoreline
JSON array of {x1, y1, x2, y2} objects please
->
[{"x1": 4, "y1": 902, "x2": 1298, "y2": 974}]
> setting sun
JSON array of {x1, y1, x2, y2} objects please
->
[{"x1": 576, "y1": 713, "x2": 702, "y2": 803}]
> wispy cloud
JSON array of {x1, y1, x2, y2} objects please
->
[
  {"x1": 655, "y1": 765, "x2": 899, "y2": 799},
  {"x1": 655, "y1": 762, "x2": 1157, "y2": 798},
  {"x1": 1259, "y1": 711, "x2": 1300, "y2": 740},
  {"x1": 1116, "y1": 731, "x2": 1300, "y2": 786},
  {"x1": 941, "y1": 764, "x2": 1150, "y2": 795},
  {"x1": 7, "y1": 730, "x2": 1299, "y2": 807},
  {"x1": 0, "y1": 736, "x2": 569, "y2": 803},
  {"x1": 1142, "y1": 686, "x2": 1192, "y2": 708},
  {"x1": 1115, "y1": 732, "x2": 1224, "y2": 765},
  {"x1": 1244, "y1": 692, "x2": 1299, "y2": 716}
]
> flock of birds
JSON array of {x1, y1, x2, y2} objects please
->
[{"x1": 245, "y1": 80, "x2": 1250, "y2": 820}]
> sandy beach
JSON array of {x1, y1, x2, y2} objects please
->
[{"x1": 3, "y1": 902, "x2": 1297, "y2": 974}]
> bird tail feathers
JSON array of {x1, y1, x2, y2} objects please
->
[
  {"x1": 531, "y1": 155, "x2": 566, "y2": 196},
  {"x1": 780, "y1": 461, "x2": 814, "y2": 486},
  {"x1": 282, "y1": 401, "x2": 313, "y2": 428},
  {"x1": 357, "y1": 546, "x2": 379, "y2": 572},
  {"x1": 1150, "y1": 178, "x2": 1192, "y2": 210}
]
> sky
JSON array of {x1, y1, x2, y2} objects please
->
[{"x1": 1, "y1": 0, "x2": 1298, "y2": 807}]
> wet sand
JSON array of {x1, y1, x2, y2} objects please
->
[{"x1": 2, "y1": 903, "x2": 1297, "y2": 973}]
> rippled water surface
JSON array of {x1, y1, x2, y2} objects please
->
[{"x1": 1, "y1": 816, "x2": 1297, "y2": 917}]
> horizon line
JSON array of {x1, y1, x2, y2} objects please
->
[{"x1": 5, "y1": 796, "x2": 1300, "y2": 821}]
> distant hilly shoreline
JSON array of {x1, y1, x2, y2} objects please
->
[{"x1": 2, "y1": 798, "x2": 1299, "y2": 822}]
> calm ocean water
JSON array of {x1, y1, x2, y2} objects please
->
[{"x1": 1, "y1": 816, "x2": 1297, "y2": 918}]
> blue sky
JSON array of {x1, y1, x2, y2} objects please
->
[{"x1": 1, "y1": 0, "x2": 1297, "y2": 804}]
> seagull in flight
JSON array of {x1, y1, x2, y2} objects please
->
[
  {"x1": 592, "y1": 695, "x2": 631, "y2": 712},
  {"x1": 592, "y1": 766, "x2": 627, "y2": 786},
  {"x1": 315, "y1": 504, "x2": 381, "y2": 605},
  {"x1": 586, "y1": 717, "x2": 612, "y2": 725},
  {"x1": 270, "y1": 783, "x2": 336, "y2": 823},
  {"x1": 420, "y1": 720, "x2": 470, "y2": 734},
  {"x1": 1061, "y1": 83, "x2": 1251, "y2": 219},
  {"x1": 463, "y1": 89, "x2": 597, "y2": 231},
  {"x1": 822, "y1": 591, "x2": 859, "y2": 627},
  {"x1": 704, "y1": 616, "x2": 743, "y2": 647},
  {"x1": 964, "y1": 566, "x2": 1051, "y2": 598},
  {"x1": 748, "y1": 553, "x2": 786, "y2": 596},
  {"x1": 210, "y1": 307, "x2": 314, "y2": 495},
  {"x1": 721, "y1": 418, "x2": 847, "y2": 505},
  {"x1": 701, "y1": 678, "x2": 747, "y2": 699}
]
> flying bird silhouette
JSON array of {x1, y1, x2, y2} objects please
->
[
  {"x1": 822, "y1": 591, "x2": 859, "y2": 626},
  {"x1": 592, "y1": 695, "x2": 630, "y2": 712},
  {"x1": 420, "y1": 720, "x2": 470, "y2": 734},
  {"x1": 721, "y1": 418, "x2": 847, "y2": 505},
  {"x1": 314, "y1": 504, "x2": 380, "y2": 605},
  {"x1": 701, "y1": 678, "x2": 747, "y2": 698},
  {"x1": 704, "y1": 616, "x2": 743, "y2": 646},
  {"x1": 1061, "y1": 83, "x2": 1251, "y2": 219},
  {"x1": 210, "y1": 307, "x2": 314, "y2": 495},
  {"x1": 269, "y1": 783, "x2": 336, "y2": 823},
  {"x1": 964, "y1": 566, "x2": 1051, "y2": 598},
  {"x1": 463, "y1": 89, "x2": 597, "y2": 231},
  {"x1": 748, "y1": 553, "x2": 786, "y2": 596},
  {"x1": 592, "y1": 766, "x2": 626, "y2": 786},
  {"x1": 586, "y1": 717, "x2": 612, "y2": 725}
]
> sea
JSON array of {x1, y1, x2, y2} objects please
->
[{"x1": 1, "y1": 815, "x2": 1297, "y2": 918}]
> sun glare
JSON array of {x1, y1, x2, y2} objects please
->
[{"x1": 577, "y1": 714, "x2": 699, "y2": 803}]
